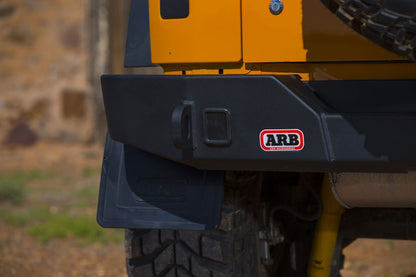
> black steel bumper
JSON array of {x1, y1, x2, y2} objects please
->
[
  {"x1": 98, "y1": 75, "x2": 416, "y2": 229},
  {"x1": 101, "y1": 75, "x2": 416, "y2": 172}
]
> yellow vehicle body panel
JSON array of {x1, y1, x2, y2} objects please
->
[
  {"x1": 148, "y1": 0, "x2": 241, "y2": 64},
  {"x1": 151, "y1": 0, "x2": 415, "y2": 80},
  {"x1": 243, "y1": 0, "x2": 404, "y2": 63},
  {"x1": 243, "y1": 0, "x2": 307, "y2": 62}
]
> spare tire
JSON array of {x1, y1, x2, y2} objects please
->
[{"x1": 321, "y1": 0, "x2": 416, "y2": 61}]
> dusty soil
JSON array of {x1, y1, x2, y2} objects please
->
[
  {"x1": 0, "y1": 143, "x2": 126, "y2": 277},
  {"x1": 0, "y1": 224, "x2": 125, "y2": 277},
  {"x1": 342, "y1": 239, "x2": 416, "y2": 277},
  {"x1": 0, "y1": 0, "x2": 125, "y2": 274},
  {"x1": 0, "y1": 142, "x2": 103, "y2": 174}
]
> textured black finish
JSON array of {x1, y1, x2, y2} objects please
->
[
  {"x1": 339, "y1": 208, "x2": 416, "y2": 240},
  {"x1": 171, "y1": 102, "x2": 194, "y2": 149},
  {"x1": 309, "y1": 79, "x2": 416, "y2": 113},
  {"x1": 160, "y1": 0, "x2": 189, "y2": 19},
  {"x1": 203, "y1": 108, "x2": 232, "y2": 146},
  {"x1": 124, "y1": 0, "x2": 153, "y2": 67},
  {"x1": 101, "y1": 75, "x2": 416, "y2": 172},
  {"x1": 97, "y1": 134, "x2": 224, "y2": 230}
]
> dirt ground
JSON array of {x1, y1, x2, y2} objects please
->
[
  {"x1": 0, "y1": 143, "x2": 126, "y2": 277},
  {"x1": 0, "y1": 224, "x2": 125, "y2": 277},
  {"x1": 0, "y1": 0, "x2": 126, "y2": 274},
  {"x1": 342, "y1": 239, "x2": 416, "y2": 277}
]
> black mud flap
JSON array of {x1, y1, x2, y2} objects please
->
[{"x1": 97, "y1": 134, "x2": 224, "y2": 230}]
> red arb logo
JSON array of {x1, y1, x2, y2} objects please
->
[{"x1": 260, "y1": 129, "x2": 304, "y2": 151}]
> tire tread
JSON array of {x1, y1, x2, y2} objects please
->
[
  {"x1": 321, "y1": 0, "x2": 416, "y2": 60},
  {"x1": 125, "y1": 173, "x2": 262, "y2": 277}
]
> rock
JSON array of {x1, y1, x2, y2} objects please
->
[
  {"x1": 61, "y1": 89, "x2": 86, "y2": 119},
  {"x1": 8, "y1": 24, "x2": 36, "y2": 45},
  {"x1": 3, "y1": 120, "x2": 38, "y2": 146},
  {"x1": 0, "y1": 3, "x2": 15, "y2": 18},
  {"x1": 59, "y1": 23, "x2": 81, "y2": 50},
  {"x1": 24, "y1": 0, "x2": 47, "y2": 11},
  {"x1": 22, "y1": 99, "x2": 49, "y2": 121}
]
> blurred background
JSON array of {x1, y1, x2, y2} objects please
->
[{"x1": 0, "y1": 0, "x2": 415, "y2": 276}]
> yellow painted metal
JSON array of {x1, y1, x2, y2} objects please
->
[
  {"x1": 242, "y1": 0, "x2": 403, "y2": 62},
  {"x1": 243, "y1": 0, "x2": 307, "y2": 62},
  {"x1": 164, "y1": 70, "x2": 184, "y2": 75},
  {"x1": 148, "y1": 0, "x2": 241, "y2": 64},
  {"x1": 149, "y1": 0, "x2": 405, "y2": 65},
  {"x1": 163, "y1": 62, "x2": 416, "y2": 81},
  {"x1": 156, "y1": 0, "x2": 415, "y2": 79},
  {"x1": 307, "y1": 175, "x2": 344, "y2": 277},
  {"x1": 223, "y1": 64, "x2": 262, "y2": 75},
  {"x1": 260, "y1": 62, "x2": 416, "y2": 81}
]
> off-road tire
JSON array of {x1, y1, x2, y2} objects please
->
[
  {"x1": 321, "y1": 0, "x2": 416, "y2": 61},
  {"x1": 125, "y1": 172, "x2": 264, "y2": 277}
]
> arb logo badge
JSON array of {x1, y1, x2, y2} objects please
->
[{"x1": 260, "y1": 129, "x2": 304, "y2": 151}]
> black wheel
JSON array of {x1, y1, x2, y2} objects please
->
[
  {"x1": 321, "y1": 0, "x2": 416, "y2": 61},
  {"x1": 124, "y1": 172, "x2": 266, "y2": 277}
]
